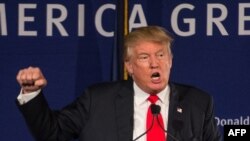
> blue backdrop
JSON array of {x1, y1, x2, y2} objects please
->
[{"x1": 0, "y1": 0, "x2": 249, "y2": 140}]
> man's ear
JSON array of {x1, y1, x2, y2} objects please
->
[
  {"x1": 169, "y1": 56, "x2": 173, "y2": 69},
  {"x1": 167, "y1": 51, "x2": 173, "y2": 69},
  {"x1": 125, "y1": 61, "x2": 133, "y2": 75}
]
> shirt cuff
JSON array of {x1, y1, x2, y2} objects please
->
[{"x1": 17, "y1": 89, "x2": 41, "y2": 105}]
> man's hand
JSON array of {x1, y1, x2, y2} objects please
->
[{"x1": 16, "y1": 66, "x2": 47, "y2": 94}]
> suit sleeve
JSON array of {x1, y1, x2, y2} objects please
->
[
  {"x1": 203, "y1": 96, "x2": 222, "y2": 141},
  {"x1": 17, "y1": 90, "x2": 91, "y2": 141}
]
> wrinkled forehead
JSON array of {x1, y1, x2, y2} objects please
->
[{"x1": 126, "y1": 40, "x2": 171, "y2": 58}]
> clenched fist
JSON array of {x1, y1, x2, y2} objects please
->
[{"x1": 16, "y1": 66, "x2": 47, "y2": 94}]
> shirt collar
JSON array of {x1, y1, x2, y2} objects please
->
[
  {"x1": 158, "y1": 85, "x2": 170, "y2": 104},
  {"x1": 134, "y1": 82, "x2": 170, "y2": 106}
]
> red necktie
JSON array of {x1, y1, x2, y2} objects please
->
[{"x1": 146, "y1": 95, "x2": 166, "y2": 141}]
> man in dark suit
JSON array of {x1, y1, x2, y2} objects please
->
[{"x1": 16, "y1": 26, "x2": 221, "y2": 141}]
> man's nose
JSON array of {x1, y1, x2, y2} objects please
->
[{"x1": 149, "y1": 56, "x2": 159, "y2": 68}]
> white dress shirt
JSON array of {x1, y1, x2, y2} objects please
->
[
  {"x1": 17, "y1": 89, "x2": 40, "y2": 105},
  {"x1": 133, "y1": 82, "x2": 170, "y2": 141}
]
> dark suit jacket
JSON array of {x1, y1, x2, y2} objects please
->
[{"x1": 18, "y1": 80, "x2": 221, "y2": 141}]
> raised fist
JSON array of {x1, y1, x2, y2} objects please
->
[{"x1": 16, "y1": 66, "x2": 47, "y2": 94}]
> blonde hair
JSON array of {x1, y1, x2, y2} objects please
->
[{"x1": 123, "y1": 26, "x2": 173, "y2": 61}]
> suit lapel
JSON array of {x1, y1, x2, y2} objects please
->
[
  {"x1": 168, "y1": 83, "x2": 197, "y2": 141},
  {"x1": 167, "y1": 83, "x2": 184, "y2": 141},
  {"x1": 115, "y1": 80, "x2": 134, "y2": 141}
]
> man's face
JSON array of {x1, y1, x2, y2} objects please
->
[{"x1": 125, "y1": 41, "x2": 172, "y2": 94}]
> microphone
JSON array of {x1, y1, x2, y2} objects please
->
[
  {"x1": 156, "y1": 117, "x2": 180, "y2": 141},
  {"x1": 133, "y1": 104, "x2": 180, "y2": 141},
  {"x1": 132, "y1": 104, "x2": 159, "y2": 141},
  {"x1": 152, "y1": 105, "x2": 180, "y2": 141},
  {"x1": 150, "y1": 104, "x2": 161, "y2": 115}
]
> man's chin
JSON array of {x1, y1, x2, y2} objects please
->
[{"x1": 149, "y1": 84, "x2": 165, "y2": 92}]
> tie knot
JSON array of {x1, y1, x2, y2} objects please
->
[{"x1": 148, "y1": 94, "x2": 159, "y2": 104}]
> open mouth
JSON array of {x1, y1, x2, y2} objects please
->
[{"x1": 151, "y1": 72, "x2": 160, "y2": 80}]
